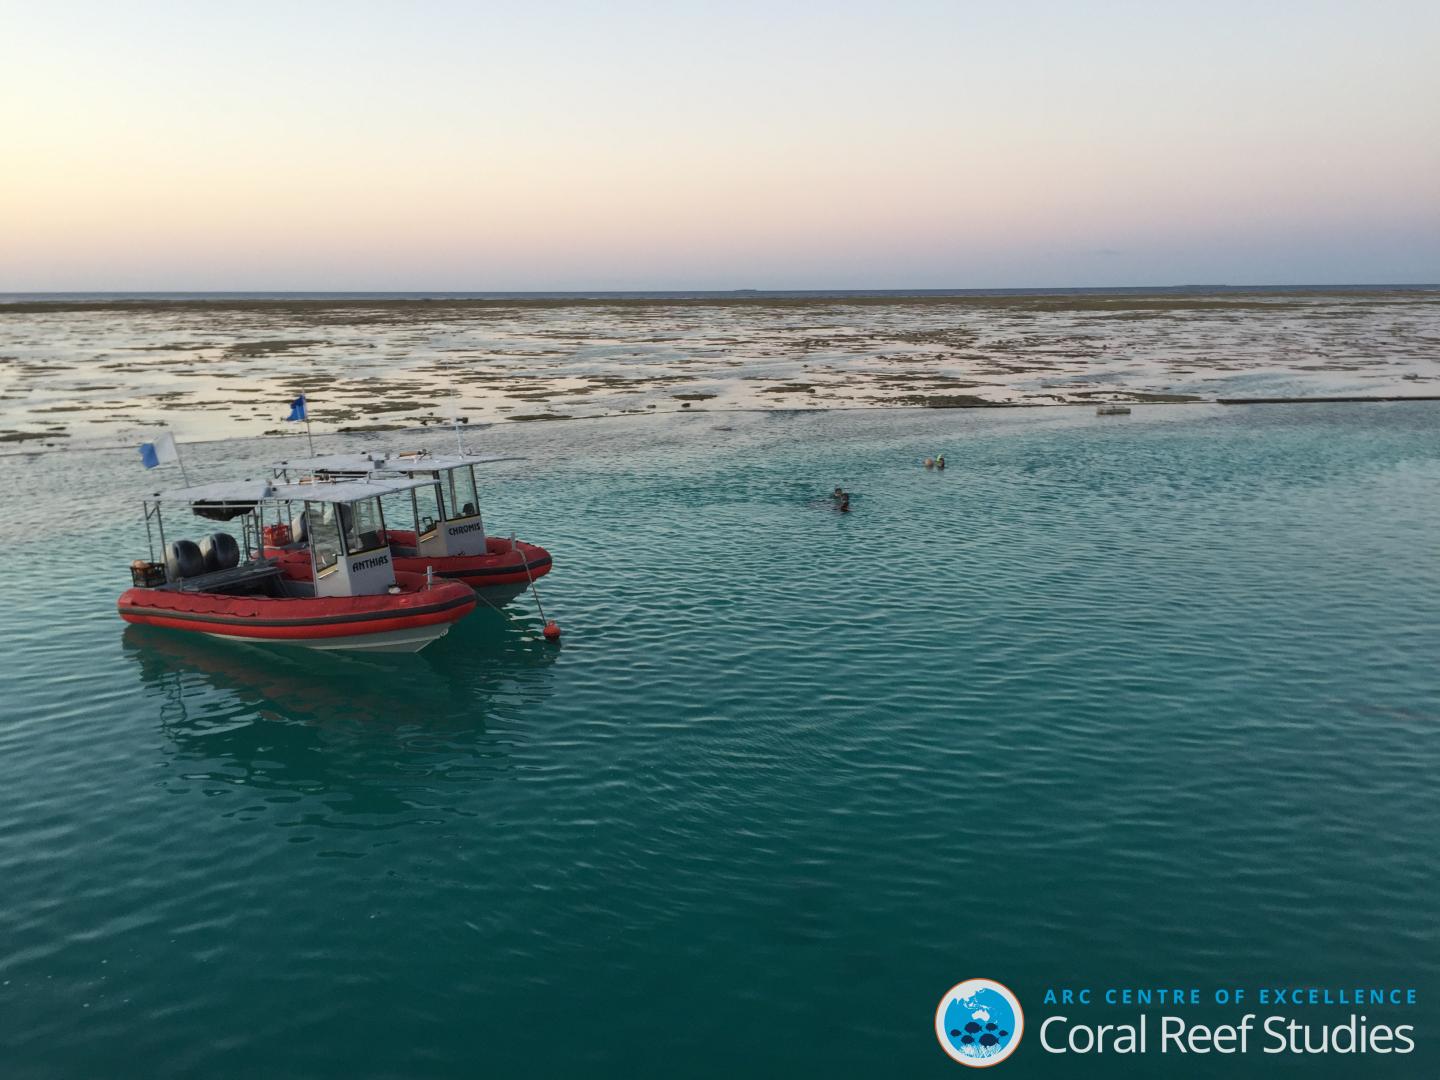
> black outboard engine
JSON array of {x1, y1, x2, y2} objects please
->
[
  {"x1": 200, "y1": 532, "x2": 241, "y2": 572},
  {"x1": 164, "y1": 539, "x2": 205, "y2": 581}
]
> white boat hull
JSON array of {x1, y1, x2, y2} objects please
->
[{"x1": 202, "y1": 622, "x2": 454, "y2": 654}]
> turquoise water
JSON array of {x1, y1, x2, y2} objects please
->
[{"x1": 1, "y1": 403, "x2": 1437, "y2": 1077}]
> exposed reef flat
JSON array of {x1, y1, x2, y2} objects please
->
[{"x1": 2, "y1": 290, "x2": 1437, "y2": 449}]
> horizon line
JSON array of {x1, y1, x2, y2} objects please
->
[{"x1": 3, "y1": 282, "x2": 1439, "y2": 297}]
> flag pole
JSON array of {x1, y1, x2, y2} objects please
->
[
  {"x1": 176, "y1": 443, "x2": 190, "y2": 486},
  {"x1": 290, "y1": 394, "x2": 315, "y2": 455}
]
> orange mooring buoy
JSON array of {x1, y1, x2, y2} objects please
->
[{"x1": 543, "y1": 621, "x2": 562, "y2": 641}]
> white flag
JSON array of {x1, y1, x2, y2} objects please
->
[{"x1": 152, "y1": 430, "x2": 179, "y2": 465}]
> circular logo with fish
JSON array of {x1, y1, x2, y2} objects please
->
[{"x1": 935, "y1": 978, "x2": 1024, "y2": 1066}]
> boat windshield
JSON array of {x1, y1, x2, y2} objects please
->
[
  {"x1": 306, "y1": 501, "x2": 342, "y2": 574},
  {"x1": 340, "y1": 496, "x2": 386, "y2": 554},
  {"x1": 414, "y1": 482, "x2": 442, "y2": 537},
  {"x1": 443, "y1": 466, "x2": 479, "y2": 521}
]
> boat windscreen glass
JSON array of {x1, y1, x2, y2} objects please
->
[
  {"x1": 444, "y1": 466, "x2": 480, "y2": 521},
  {"x1": 340, "y1": 497, "x2": 386, "y2": 554},
  {"x1": 415, "y1": 482, "x2": 442, "y2": 536},
  {"x1": 305, "y1": 501, "x2": 342, "y2": 574}
]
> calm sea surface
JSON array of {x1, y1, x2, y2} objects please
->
[{"x1": 0, "y1": 403, "x2": 1436, "y2": 1077}]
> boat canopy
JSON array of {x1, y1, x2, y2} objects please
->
[
  {"x1": 148, "y1": 480, "x2": 276, "y2": 519},
  {"x1": 381, "y1": 452, "x2": 520, "y2": 471},
  {"x1": 269, "y1": 476, "x2": 437, "y2": 504}
]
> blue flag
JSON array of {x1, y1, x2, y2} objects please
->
[
  {"x1": 139, "y1": 443, "x2": 159, "y2": 469},
  {"x1": 286, "y1": 394, "x2": 307, "y2": 422}
]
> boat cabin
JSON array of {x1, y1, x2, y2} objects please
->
[{"x1": 270, "y1": 480, "x2": 416, "y2": 597}]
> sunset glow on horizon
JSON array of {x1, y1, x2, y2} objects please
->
[{"x1": 2, "y1": 0, "x2": 1437, "y2": 290}]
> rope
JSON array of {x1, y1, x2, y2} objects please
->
[{"x1": 514, "y1": 532, "x2": 550, "y2": 626}]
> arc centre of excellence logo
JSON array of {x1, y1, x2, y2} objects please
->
[{"x1": 935, "y1": 978, "x2": 1025, "y2": 1067}]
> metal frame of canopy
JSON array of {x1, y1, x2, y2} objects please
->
[
  {"x1": 140, "y1": 480, "x2": 277, "y2": 579},
  {"x1": 137, "y1": 476, "x2": 436, "y2": 586}
]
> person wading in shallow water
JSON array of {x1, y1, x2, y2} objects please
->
[{"x1": 831, "y1": 486, "x2": 851, "y2": 512}]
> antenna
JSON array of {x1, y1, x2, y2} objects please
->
[{"x1": 448, "y1": 371, "x2": 464, "y2": 455}]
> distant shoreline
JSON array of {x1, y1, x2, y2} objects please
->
[
  {"x1": 5, "y1": 289, "x2": 1434, "y2": 451},
  {"x1": 2, "y1": 284, "x2": 1439, "y2": 312}
]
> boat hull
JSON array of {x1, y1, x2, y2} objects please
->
[
  {"x1": 117, "y1": 573, "x2": 476, "y2": 653},
  {"x1": 199, "y1": 623, "x2": 453, "y2": 653}
]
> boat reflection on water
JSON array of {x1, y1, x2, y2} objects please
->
[{"x1": 121, "y1": 614, "x2": 560, "y2": 818}]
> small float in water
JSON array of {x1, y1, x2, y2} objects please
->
[
  {"x1": 118, "y1": 479, "x2": 477, "y2": 653},
  {"x1": 1096, "y1": 403, "x2": 1133, "y2": 415},
  {"x1": 272, "y1": 451, "x2": 552, "y2": 607}
]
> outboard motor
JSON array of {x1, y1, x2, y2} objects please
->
[
  {"x1": 200, "y1": 532, "x2": 240, "y2": 572},
  {"x1": 290, "y1": 511, "x2": 309, "y2": 543},
  {"x1": 164, "y1": 539, "x2": 205, "y2": 581}
]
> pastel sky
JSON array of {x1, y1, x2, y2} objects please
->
[{"x1": 2, "y1": 0, "x2": 1437, "y2": 290}]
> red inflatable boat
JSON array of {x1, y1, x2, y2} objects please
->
[
  {"x1": 119, "y1": 570, "x2": 476, "y2": 652},
  {"x1": 119, "y1": 480, "x2": 477, "y2": 653}
]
